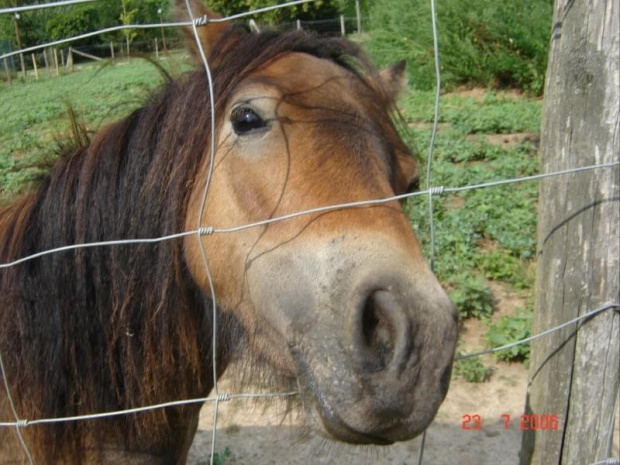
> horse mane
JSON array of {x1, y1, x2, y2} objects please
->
[{"x1": 0, "y1": 26, "x2": 394, "y2": 462}]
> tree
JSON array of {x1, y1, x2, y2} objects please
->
[
  {"x1": 207, "y1": 0, "x2": 347, "y2": 22},
  {"x1": 520, "y1": 0, "x2": 619, "y2": 463},
  {"x1": 120, "y1": 0, "x2": 138, "y2": 54}
]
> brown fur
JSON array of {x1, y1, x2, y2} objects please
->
[{"x1": 0, "y1": 22, "x2": 419, "y2": 464}]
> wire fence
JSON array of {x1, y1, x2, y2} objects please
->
[
  {"x1": 0, "y1": 0, "x2": 618, "y2": 464},
  {"x1": 0, "y1": 16, "x2": 361, "y2": 82}
]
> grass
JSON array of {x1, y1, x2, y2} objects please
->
[
  {"x1": 0, "y1": 54, "x2": 191, "y2": 199},
  {"x1": 0, "y1": 56, "x2": 541, "y2": 381}
]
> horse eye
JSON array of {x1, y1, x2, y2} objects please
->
[{"x1": 231, "y1": 106, "x2": 266, "y2": 135}]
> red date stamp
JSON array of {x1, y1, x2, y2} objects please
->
[{"x1": 461, "y1": 413, "x2": 559, "y2": 430}]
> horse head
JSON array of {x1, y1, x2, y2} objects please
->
[{"x1": 181, "y1": 1, "x2": 458, "y2": 445}]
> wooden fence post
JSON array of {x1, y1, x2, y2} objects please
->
[
  {"x1": 520, "y1": 0, "x2": 620, "y2": 464},
  {"x1": 355, "y1": 0, "x2": 361, "y2": 33},
  {"x1": 296, "y1": 19, "x2": 301, "y2": 30},
  {"x1": 12, "y1": 14, "x2": 26, "y2": 80},
  {"x1": 68, "y1": 47, "x2": 74, "y2": 73},
  {"x1": 53, "y1": 48, "x2": 59, "y2": 76},
  {"x1": 3, "y1": 57, "x2": 11, "y2": 86},
  {"x1": 43, "y1": 48, "x2": 51, "y2": 78},
  {"x1": 155, "y1": 38, "x2": 159, "y2": 60},
  {"x1": 110, "y1": 42, "x2": 115, "y2": 60},
  {"x1": 60, "y1": 49, "x2": 65, "y2": 68},
  {"x1": 30, "y1": 53, "x2": 38, "y2": 80},
  {"x1": 340, "y1": 15, "x2": 346, "y2": 36}
]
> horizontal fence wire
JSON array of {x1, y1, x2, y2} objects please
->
[
  {"x1": 0, "y1": 300, "x2": 616, "y2": 429},
  {"x1": 0, "y1": 0, "x2": 316, "y2": 61},
  {"x1": 0, "y1": 0, "x2": 98, "y2": 15},
  {"x1": 1, "y1": 161, "x2": 618, "y2": 270},
  {"x1": 0, "y1": 22, "x2": 193, "y2": 60},
  {"x1": 455, "y1": 301, "x2": 620, "y2": 360},
  {"x1": 0, "y1": 392, "x2": 298, "y2": 428}
]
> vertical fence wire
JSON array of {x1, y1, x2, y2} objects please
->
[
  {"x1": 180, "y1": 2, "x2": 221, "y2": 463},
  {"x1": 0, "y1": 350, "x2": 33, "y2": 464},
  {"x1": 418, "y1": 0, "x2": 442, "y2": 462}
]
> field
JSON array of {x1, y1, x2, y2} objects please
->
[{"x1": 1, "y1": 58, "x2": 543, "y2": 463}]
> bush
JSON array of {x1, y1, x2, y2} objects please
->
[
  {"x1": 448, "y1": 273, "x2": 495, "y2": 319},
  {"x1": 46, "y1": 6, "x2": 100, "y2": 43},
  {"x1": 365, "y1": 0, "x2": 553, "y2": 95},
  {"x1": 453, "y1": 354, "x2": 490, "y2": 382},
  {"x1": 207, "y1": 0, "x2": 346, "y2": 22},
  {"x1": 485, "y1": 307, "x2": 533, "y2": 363},
  {"x1": 212, "y1": 447, "x2": 232, "y2": 465}
]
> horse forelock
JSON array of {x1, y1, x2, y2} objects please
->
[{"x1": 0, "y1": 26, "x2": 402, "y2": 462}]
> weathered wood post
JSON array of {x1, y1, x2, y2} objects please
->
[
  {"x1": 158, "y1": 8, "x2": 167, "y2": 52},
  {"x1": 30, "y1": 53, "x2": 38, "y2": 80},
  {"x1": 340, "y1": 15, "x2": 345, "y2": 36},
  {"x1": 43, "y1": 48, "x2": 51, "y2": 78},
  {"x1": 520, "y1": 0, "x2": 620, "y2": 464},
  {"x1": 53, "y1": 48, "x2": 59, "y2": 76},
  {"x1": 110, "y1": 42, "x2": 115, "y2": 60},
  {"x1": 3, "y1": 57, "x2": 11, "y2": 86},
  {"x1": 355, "y1": 0, "x2": 361, "y2": 33},
  {"x1": 68, "y1": 47, "x2": 74, "y2": 73},
  {"x1": 12, "y1": 13, "x2": 26, "y2": 80}
]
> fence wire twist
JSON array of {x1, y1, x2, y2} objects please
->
[{"x1": 0, "y1": 0, "x2": 619, "y2": 464}]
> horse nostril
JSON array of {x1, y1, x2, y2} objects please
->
[{"x1": 358, "y1": 290, "x2": 401, "y2": 372}]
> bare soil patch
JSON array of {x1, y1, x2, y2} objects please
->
[{"x1": 468, "y1": 132, "x2": 540, "y2": 150}]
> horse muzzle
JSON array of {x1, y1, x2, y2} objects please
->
[{"x1": 247, "y1": 237, "x2": 458, "y2": 445}]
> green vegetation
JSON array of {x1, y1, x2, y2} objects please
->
[
  {"x1": 0, "y1": 57, "x2": 189, "y2": 199},
  {"x1": 401, "y1": 90, "x2": 540, "y2": 326},
  {"x1": 447, "y1": 274, "x2": 495, "y2": 319},
  {"x1": 399, "y1": 88, "x2": 540, "y2": 380},
  {"x1": 212, "y1": 446, "x2": 233, "y2": 465},
  {"x1": 453, "y1": 354, "x2": 490, "y2": 383},
  {"x1": 365, "y1": 0, "x2": 553, "y2": 94},
  {"x1": 485, "y1": 307, "x2": 533, "y2": 364},
  {"x1": 0, "y1": 0, "x2": 172, "y2": 51},
  {"x1": 208, "y1": 0, "x2": 347, "y2": 21}
]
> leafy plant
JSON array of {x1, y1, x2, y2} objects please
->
[
  {"x1": 453, "y1": 354, "x2": 491, "y2": 383},
  {"x1": 120, "y1": 0, "x2": 139, "y2": 49},
  {"x1": 485, "y1": 307, "x2": 533, "y2": 364},
  {"x1": 211, "y1": 447, "x2": 233, "y2": 465},
  {"x1": 478, "y1": 249, "x2": 533, "y2": 289},
  {"x1": 448, "y1": 274, "x2": 495, "y2": 319}
]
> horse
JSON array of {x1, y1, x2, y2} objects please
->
[{"x1": 0, "y1": 1, "x2": 458, "y2": 463}]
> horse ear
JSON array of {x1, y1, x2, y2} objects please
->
[
  {"x1": 175, "y1": 0, "x2": 229, "y2": 59},
  {"x1": 378, "y1": 60, "x2": 408, "y2": 102}
]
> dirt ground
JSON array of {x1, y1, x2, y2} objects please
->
[
  {"x1": 186, "y1": 284, "x2": 539, "y2": 465},
  {"x1": 187, "y1": 363, "x2": 530, "y2": 465},
  {"x1": 186, "y1": 281, "x2": 620, "y2": 464}
]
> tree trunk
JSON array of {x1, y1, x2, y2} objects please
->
[{"x1": 521, "y1": 1, "x2": 619, "y2": 464}]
